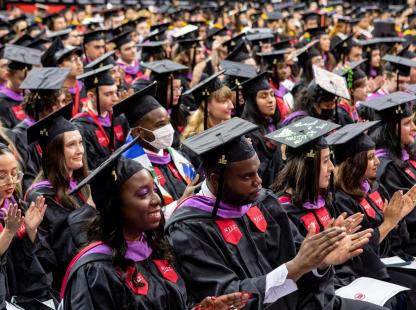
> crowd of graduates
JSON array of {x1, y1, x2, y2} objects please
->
[{"x1": 1, "y1": 0, "x2": 416, "y2": 309}]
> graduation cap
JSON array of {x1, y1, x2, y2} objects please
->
[
  {"x1": 4, "y1": 44, "x2": 41, "y2": 71},
  {"x1": 176, "y1": 38, "x2": 202, "y2": 60},
  {"x1": 84, "y1": 51, "x2": 116, "y2": 71},
  {"x1": 207, "y1": 26, "x2": 227, "y2": 40},
  {"x1": 20, "y1": 67, "x2": 71, "y2": 120},
  {"x1": 110, "y1": 31, "x2": 133, "y2": 49},
  {"x1": 0, "y1": 20, "x2": 9, "y2": 31},
  {"x1": 141, "y1": 60, "x2": 188, "y2": 108},
  {"x1": 272, "y1": 39, "x2": 293, "y2": 50},
  {"x1": 182, "y1": 117, "x2": 258, "y2": 216},
  {"x1": 172, "y1": 24, "x2": 198, "y2": 40},
  {"x1": 265, "y1": 116, "x2": 340, "y2": 159},
  {"x1": 335, "y1": 59, "x2": 368, "y2": 90},
  {"x1": 182, "y1": 70, "x2": 225, "y2": 129},
  {"x1": 383, "y1": 54, "x2": 416, "y2": 76},
  {"x1": 222, "y1": 33, "x2": 246, "y2": 51},
  {"x1": 373, "y1": 19, "x2": 396, "y2": 38},
  {"x1": 326, "y1": 121, "x2": 379, "y2": 164},
  {"x1": 330, "y1": 33, "x2": 355, "y2": 63},
  {"x1": 150, "y1": 22, "x2": 171, "y2": 33},
  {"x1": 47, "y1": 28, "x2": 73, "y2": 40},
  {"x1": 239, "y1": 71, "x2": 270, "y2": 101},
  {"x1": 266, "y1": 12, "x2": 282, "y2": 22},
  {"x1": 77, "y1": 64, "x2": 115, "y2": 116},
  {"x1": 303, "y1": 11, "x2": 321, "y2": 22},
  {"x1": 137, "y1": 40, "x2": 166, "y2": 61},
  {"x1": 225, "y1": 41, "x2": 251, "y2": 63},
  {"x1": 245, "y1": 32, "x2": 275, "y2": 47},
  {"x1": 102, "y1": 7, "x2": 122, "y2": 20},
  {"x1": 305, "y1": 26, "x2": 328, "y2": 40},
  {"x1": 12, "y1": 34, "x2": 35, "y2": 47},
  {"x1": 313, "y1": 65, "x2": 351, "y2": 100},
  {"x1": 291, "y1": 42, "x2": 319, "y2": 69},
  {"x1": 41, "y1": 38, "x2": 82, "y2": 67},
  {"x1": 113, "y1": 81, "x2": 159, "y2": 126},
  {"x1": 82, "y1": 29, "x2": 107, "y2": 44},
  {"x1": 42, "y1": 12, "x2": 63, "y2": 29},
  {"x1": 26, "y1": 102, "x2": 76, "y2": 153},
  {"x1": 256, "y1": 49, "x2": 287, "y2": 67},
  {"x1": 69, "y1": 136, "x2": 142, "y2": 210},
  {"x1": 9, "y1": 15, "x2": 27, "y2": 26}
]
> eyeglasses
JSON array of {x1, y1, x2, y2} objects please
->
[
  {"x1": 173, "y1": 86, "x2": 183, "y2": 94},
  {"x1": 0, "y1": 171, "x2": 24, "y2": 185}
]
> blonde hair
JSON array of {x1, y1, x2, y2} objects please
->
[{"x1": 182, "y1": 85, "x2": 233, "y2": 139}]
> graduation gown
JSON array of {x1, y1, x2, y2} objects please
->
[
  {"x1": 0, "y1": 89, "x2": 26, "y2": 129},
  {"x1": 166, "y1": 189, "x2": 385, "y2": 310},
  {"x1": 0, "y1": 197, "x2": 56, "y2": 309},
  {"x1": 72, "y1": 112, "x2": 129, "y2": 170},
  {"x1": 11, "y1": 118, "x2": 42, "y2": 192},
  {"x1": 376, "y1": 152, "x2": 416, "y2": 255},
  {"x1": 64, "y1": 251, "x2": 188, "y2": 309},
  {"x1": 25, "y1": 182, "x2": 97, "y2": 289},
  {"x1": 278, "y1": 193, "x2": 404, "y2": 309}
]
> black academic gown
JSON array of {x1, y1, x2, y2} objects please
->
[
  {"x1": 25, "y1": 184, "x2": 97, "y2": 290},
  {"x1": 376, "y1": 154, "x2": 416, "y2": 255},
  {"x1": 0, "y1": 92, "x2": 25, "y2": 129},
  {"x1": 72, "y1": 114, "x2": 129, "y2": 170},
  {"x1": 0, "y1": 198, "x2": 57, "y2": 310},
  {"x1": 278, "y1": 192, "x2": 403, "y2": 309},
  {"x1": 166, "y1": 189, "x2": 386, "y2": 310},
  {"x1": 11, "y1": 119, "x2": 42, "y2": 192},
  {"x1": 64, "y1": 254, "x2": 188, "y2": 310}
]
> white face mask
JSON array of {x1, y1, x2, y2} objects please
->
[{"x1": 141, "y1": 124, "x2": 175, "y2": 150}]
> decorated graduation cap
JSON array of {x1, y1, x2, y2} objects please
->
[
  {"x1": 69, "y1": 136, "x2": 142, "y2": 210},
  {"x1": 182, "y1": 70, "x2": 225, "y2": 129},
  {"x1": 221, "y1": 60, "x2": 257, "y2": 116},
  {"x1": 113, "y1": 81, "x2": 159, "y2": 126},
  {"x1": 182, "y1": 117, "x2": 258, "y2": 216},
  {"x1": 4, "y1": 44, "x2": 41, "y2": 72},
  {"x1": 141, "y1": 59, "x2": 188, "y2": 108},
  {"x1": 84, "y1": 51, "x2": 116, "y2": 71},
  {"x1": 336, "y1": 59, "x2": 368, "y2": 90},
  {"x1": 265, "y1": 116, "x2": 340, "y2": 159},
  {"x1": 326, "y1": 121, "x2": 379, "y2": 164}
]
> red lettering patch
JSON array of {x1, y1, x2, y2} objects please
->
[
  {"x1": 301, "y1": 213, "x2": 320, "y2": 233},
  {"x1": 368, "y1": 191, "x2": 384, "y2": 211},
  {"x1": 215, "y1": 219, "x2": 242, "y2": 245},
  {"x1": 314, "y1": 207, "x2": 332, "y2": 227},
  {"x1": 405, "y1": 168, "x2": 416, "y2": 180},
  {"x1": 278, "y1": 195, "x2": 291, "y2": 204},
  {"x1": 116, "y1": 266, "x2": 148, "y2": 295},
  {"x1": 153, "y1": 167, "x2": 166, "y2": 187},
  {"x1": 246, "y1": 206, "x2": 268, "y2": 232},
  {"x1": 114, "y1": 125, "x2": 125, "y2": 142},
  {"x1": 11, "y1": 105, "x2": 26, "y2": 121},
  {"x1": 409, "y1": 160, "x2": 416, "y2": 170},
  {"x1": 360, "y1": 199, "x2": 376, "y2": 219},
  {"x1": 95, "y1": 130, "x2": 109, "y2": 147},
  {"x1": 153, "y1": 259, "x2": 178, "y2": 283}
]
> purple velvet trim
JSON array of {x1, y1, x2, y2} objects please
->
[
  {"x1": 117, "y1": 61, "x2": 140, "y2": 76},
  {"x1": 83, "y1": 237, "x2": 152, "y2": 262},
  {"x1": 274, "y1": 83, "x2": 286, "y2": 98},
  {"x1": 402, "y1": 149, "x2": 410, "y2": 161},
  {"x1": 0, "y1": 87, "x2": 23, "y2": 101},
  {"x1": 369, "y1": 68, "x2": 378, "y2": 78},
  {"x1": 146, "y1": 151, "x2": 171, "y2": 165},
  {"x1": 27, "y1": 180, "x2": 53, "y2": 194},
  {"x1": 375, "y1": 148, "x2": 388, "y2": 158},
  {"x1": 69, "y1": 178, "x2": 78, "y2": 191},
  {"x1": 23, "y1": 117, "x2": 36, "y2": 126},
  {"x1": 0, "y1": 197, "x2": 16, "y2": 220},
  {"x1": 302, "y1": 195, "x2": 325, "y2": 210},
  {"x1": 98, "y1": 114, "x2": 111, "y2": 127},
  {"x1": 266, "y1": 117, "x2": 277, "y2": 133},
  {"x1": 186, "y1": 72, "x2": 193, "y2": 81},
  {"x1": 281, "y1": 111, "x2": 308, "y2": 126},
  {"x1": 67, "y1": 81, "x2": 84, "y2": 95},
  {"x1": 361, "y1": 180, "x2": 371, "y2": 193},
  {"x1": 180, "y1": 195, "x2": 251, "y2": 218},
  {"x1": 0, "y1": 82, "x2": 5, "y2": 91}
]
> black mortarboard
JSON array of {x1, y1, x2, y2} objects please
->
[
  {"x1": 84, "y1": 51, "x2": 116, "y2": 71},
  {"x1": 24, "y1": 22, "x2": 42, "y2": 35},
  {"x1": 26, "y1": 103, "x2": 76, "y2": 148},
  {"x1": 182, "y1": 117, "x2": 258, "y2": 216},
  {"x1": 383, "y1": 54, "x2": 416, "y2": 76},
  {"x1": 142, "y1": 59, "x2": 188, "y2": 77},
  {"x1": 303, "y1": 11, "x2": 320, "y2": 22},
  {"x1": 47, "y1": 28, "x2": 73, "y2": 40},
  {"x1": 82, "y1": 29, "x2": 107, "y2": 44},
  {"x1": 330, "y1": 33, "x2": 354, "y2": 63},
  {"x1": 150, "y1": 22, "x2": 171, "y2": 33},
  {"x1": 266, "y1": 12, "x2": 282, "y2": 22},
  {"x1": 9, "y1": 15, "x2": 27, "y2": 26},
  {"x1": 42, "y1": 12, "x2": 63, "y2": 28},
  {"x1": 256, "y1": 49, "x2": 287, "y2": 67},
  {"x1": 41, "y1": 38, "x2": 82, "y2": 67},
  {"x1": 240, "y1": 71, "x2": 270, "y2": 99},
  {"x1": 373, "y1": 19, "x2": 396, "y2": 38},
  {"x1": 137, "y1": 40, "x2": 166, "y2": 61},
  {"x1": 77, "y1": 64, "x2": 115, "y2": 90},
  {"x1": 176, "y1": 38, "x2": 202, "y2": 53},
  {"x1": 0, "y1": 20, "x2": 9, "y2": 30},
  {"x1": 405, "y1": 84, "x2": 416, "y2": 95},
  {"x1": 306, "y1": 26, "x2": 328, "y2": 40},
  {"x1": 336, "y1": 59, "x2": 368, "y2": 85},
  {"x1": 326, "y1": 121, "x2": 379, "y2": 164},
  {"x1": 20, "y1": 67, "x2": 70, "y2": 91},
  {"x1": 359, "y1": 91, "x2": 416, "y2": 118},
  {"x1": 245, "y1": 32, "x2": 275, "y2": 47},
  {"x1": 265, "y1": 116, "x2": 340, "y2": 159},
  {"x1": 172, "y1": 24, "x2": 198, "y2": 40},
  {"x1": 102, "y1": 7, "x2": 122, "y2": 20},
  {"x1": 143, "y1": 29, "x2": 166, "y2": 42},
  {"x1": 13, "y1": 34, "x2": 35, "y2": 47},
  {"x1": 220, "y1": 60, "x2": 257, "y2": 79},
  {"x1": 182, "y1": 70, "x2": 224, "y2": 129},
  {"x1": 4, "y1": 44, "x2": 41, "y2": 71},
  {"x1": 69, "y1": 136, "x2": 143, "y2": 210},
  {"x1": 113, "y1": 81, "x2": 159, "y2": 126},
  {"x1": 272, "y1": 39, "x2": 293, "y2": 50},
  {"x1": 222, "y1": 33, "x2": 246, "y2": 51},
  {"x1": 313, "y1": 65, "x2": 351, "y2": 99},
  {"x1": 207, "y1": 26, "x2": 227, "y2": 40},
  {"x1": 110, "y1": 31, "x2": 133, "y2": 49},
  {"x1": 225, "y1": 41, "x2": 251, "y2": 62},
  {"x1": 292, "y1": 43, "x2": 319, "y2": 70}
]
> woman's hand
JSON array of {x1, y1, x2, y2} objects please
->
[
  {"x1": 5, "y1": 203, "x2": 23, "y2": 235},
  {"x1": 197, "y1": 292, "x2": 251, "y2": 310},
  {"x1": 24, "y1": 196, "x2": 47, "y2": 242}
]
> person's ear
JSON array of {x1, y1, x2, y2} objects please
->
[
  {"x1": 115, "y1": 49, "x2": 121, "y2": 58},
  {"x1": 87, "y1": 90, "x2": 96, "y2": 102},
  {"x1": 207, "y1": 171, "x2": 219, "y2": 191}
]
